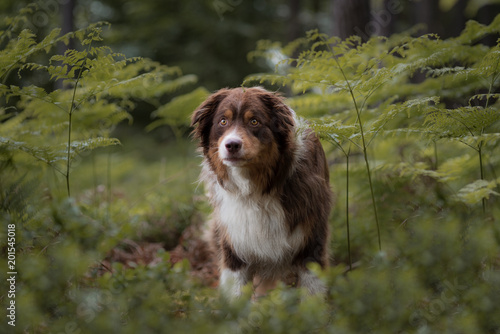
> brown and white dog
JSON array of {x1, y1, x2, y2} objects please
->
[{"x1": 191, "y1": 87, "x2": 331, "y2": 299}]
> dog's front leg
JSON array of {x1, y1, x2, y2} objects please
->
[
  {"x1": 298, "y1": 269, "x2": 327, "y2": 295},
  {"x1": 219, "y1": 267, "x2": 250, "y2": 299},
  {"x1": 219, "y1": 240, "x2": 249, "y2": 300}
]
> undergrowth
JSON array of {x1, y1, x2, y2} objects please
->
[
  {"x1": 1, "y1": 5, "x2": 500, "y2": 334},
  {"x1": 246, "y1": 15, "x2": 500, "y2": 255}
]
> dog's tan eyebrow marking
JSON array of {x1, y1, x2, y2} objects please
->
[
  {"x1": 223, "y1": 109, "x2": 234, "y2": 119},
  {"x1": 243, "y1": 110, "x2": 255, "y2": 122}
]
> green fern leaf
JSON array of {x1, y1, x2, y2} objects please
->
[
  {"x1": 469, "y1": 93, "x2": 500, "y2": 104},
  {"x1": 455, "y1": 178, "x2": 500, "y2": 204},
  {"x1": 424, "y1": 106, "x2": 500, "y2": 138},
  {"x1": 70, "y1": 137, "x2": 120, "y2": 157},
  {"x1": 0, "y1": 136, "x2": 63, "y2": 167},
  {"x1": 147, "y1": 87, "x2": 210, "y2": 131}
]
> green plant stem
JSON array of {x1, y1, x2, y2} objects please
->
[
  {"x1": 66, "y1": 107, "x2": 73, "y2": 197},
  {"x1": 478, "y1": 57, "x2": 499, "y2": 214},
  {"x1": 328, "y1": 135, "x2": 353, "y2": 271},
  {"x1": 479, "y1": 144, "x2": 486, "y2": 214},
  {"x1": 433, "y1": 140, "x2": 438, "y2": 170},
  {"x1": 66, "y1": 76, "x2": 82, "y2": 198},
  {"x1": 322, "y1": 34, "x2": 381, "y2": 251},
  {"x1": 92, "y1": 152, "x2": 99, "y2": 216},
  {"x1": 65, "y1": 40, "x2": 93, "y2": 197},
  {"x1": 333, "y1": 58, "x2": 382, "y2": 251},
  {"x1": 346, "y1": 147, "x2": 352, "y2": 271},
  {"x1": 362, "y1": 146, "x2": 381, "y2": 250},
  {"x1": 106, "y1": 151, "x2": 112, "y2": 224}
]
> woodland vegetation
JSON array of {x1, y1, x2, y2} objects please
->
[{"x1": 1, "y1": 1, "x2": 500, "y2": 333}]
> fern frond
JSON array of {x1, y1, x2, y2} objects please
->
[
  {"x1": 422, "y1": 66, "x2": 467, "y2": 78},
  {"x1": 70, "y1": 138, "x2": 120, "y2": 157},
  {"x1": 389, "y1": 154, "x2": 475, "y2": 183},
  {"x1": 0, "y1": 136, "x2": 65, "y2": 171},
  {"x1": 0, "y1": 110, "x2": 28, "y2": 134},
  {"x1": 39, "y1": 28, "x2": 62, "y2": 52},
  {"x1": 147, "y1": 87, "x2": 209, "y2": 131},
  {"x1": 156, "y1": 74, "x2": 198, "y2": 94},
  {"x1": 469, "y1": 94, "x2": 500, "y2": 105},
  {"x1": 308, "y1": 117, "x2": 360, "y2": 150},
  {"x1": 6, "y1": 85, "x2": 64, "y2": 112},
  {"x1": 244, "y1": 73, "x2": 293, "y2": 87},
  {"x1": 424, "y1": 106, "x2": 500, "y2": 138},
  {"x1": 470, "y1": 47, "x2": 500, "y2": 78},
  {"x1": 450, "y1": 132, "x2": 500, "y2": 148},
  {"x1": 382, "y1": 161, "x2": 437, "y2": 181},
  {"x1": 455, "y1": 178, "x2": 500, "y2": 204},
  {"x1": 288, "y1": 93, "x2": 352, "y2": 117},
  {"x1": 455, "y1": 14, "x2": 500, "y2": 44}
]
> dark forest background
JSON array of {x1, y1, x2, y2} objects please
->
[
  {"x1": 2, "y1": 0, "x2": 499, "y2": 92},
  {"x1": 2, "y1": 0, "x2": 499, "y2": 131}
]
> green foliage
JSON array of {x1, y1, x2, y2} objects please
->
[
  {"x1": 1, "y1": 6, "x2": 500, "y2": 334},
  {"x1": 0, "y1": 7, "x2": 204, "y2": 332},
  {"x1": 146, "y1": 86, "x2": 210, "y2": 136},
  {"x1": 0, "y1": 6, "x2": 201, "y2": 197},
  {"x1": 246, "y1": 15, "x2": 500, "y2": 248},
  {"x1": 242, "y1": 20, "x2": 500, "y2": 333}
]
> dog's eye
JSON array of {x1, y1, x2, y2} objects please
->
[
  {"x1": 219, "y1": 118, "x2": 228, "y2": 126},
  {"x1": 250, "y1": 118, "x2": 259, "y2": 126}
]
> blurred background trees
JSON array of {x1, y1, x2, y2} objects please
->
[
  {"x1": 0, "y1": 0, "x2": 498, "y2": 153},
  {"x1": 2, "y1": 0, "x2": 499, "y2": 95},
  {"x1": 1, "y1": 0, "x2": 499, "y2": 131}
]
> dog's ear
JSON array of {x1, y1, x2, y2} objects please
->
[
  {"x1": 191, "y1": 88, "x2": 230, "y2": 151},
  {"x1": 257, "y1": 90, "x2": 295, "y2": 146},
  {"x1": 255, "y1": 89, "x2": 296, "y2": 193}
]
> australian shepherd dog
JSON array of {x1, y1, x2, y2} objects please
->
[{"x1": 191, "y1": 87, "x2": 332, "y2": 299}]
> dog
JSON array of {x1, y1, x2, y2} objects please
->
[{"x1": 191, "y1": 87, "x2": 332, "y2": 299}]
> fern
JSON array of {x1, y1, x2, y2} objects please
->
[
  {"x1": 147, "y1": 87, "x2": 210, "y2": 135},
  {"x1": 246, "y1": 14, "x2": 500, "y2": 253},
  {"x1": 0, "y1": 7, "x2": 201, "y2": 197},
  {"x1": 455, "y1": 178, "x2": 500, "y2": 204},
  {"x1": 422, "y1": 47, "x2": 500, "y2": 213}
]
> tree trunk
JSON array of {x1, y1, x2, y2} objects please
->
[
  {"x1": 60, "y1": 0, "x2": 75, "y2": 50},
  {"x1": 287, "y1": 0, "x2": 301, "y2": 42},
  {"x1": 412, "y1": 0, "x2": 442, "y2": 36},
  {"x1": 445, "y1": 0, "x2": 468, "y2": 38},
  {"x1": 56, "y1": 0, "x2": 75, "y2": 90},
  {"x1": 332, "y1": 0, "x2": 371, "y2": 41},
  {"x1": 378, "y1": 0, "x2": 396, "y2": 37}
]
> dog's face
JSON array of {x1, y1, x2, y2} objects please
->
[
  {"x1": 211, "y1": 91, "x2": 277, "y2": 167},
  {"x1": 191, "y1": 88, "x2": 295, "y2": 169}
]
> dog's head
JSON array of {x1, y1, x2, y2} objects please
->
[{"x1": 191, "y1": 87, "x2": 295, "y2": 169}]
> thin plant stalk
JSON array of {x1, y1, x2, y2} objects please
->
[
  {"x1": 328, "y1": 135, "x2": 353, "y2": 271},
  {"x1": 65, "y1": 42, "x2": 92, "y2": 197},
  {"x1": 320, "y1": 35, "x2": 382, "y2": 251},
  {"x1": 66, "y1": 89, "x2": 76, "y2": 197},
  {"x1": 332, "y1": 57, "x2": 382, "y2": 251},
  {"x1": 92, "y1": 152, "x2": 99, "y2": 217},
  {"x1": 477, "y1": 128, "x2": 486, "y2": 215},
  {"x1": 479, "y1": 57, "x2": 499, "y2": 214},
  {"x1": 433, "y1": 140, "x2": 439, "y2": 170},
  {"x1": 106, "y1": 151, "x2": 112, "y2": 224},
  {"x1": 345, "y1": 146, "x2": 352, "y2": 271}
]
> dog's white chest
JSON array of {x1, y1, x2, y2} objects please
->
[{"x1": 216, "y1": 187, "x2": 303, "y2": 263}]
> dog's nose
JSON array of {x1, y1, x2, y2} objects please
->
[{"x1": 225, "y1": 140, "x2": 242, "y2": 153}]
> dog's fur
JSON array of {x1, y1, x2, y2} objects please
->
[{"x1": 191, "y1": 87, "x2": 332, "y2": 298}]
